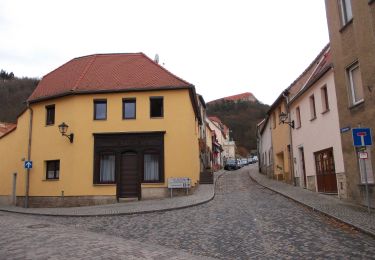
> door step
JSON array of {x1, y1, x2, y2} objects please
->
[{"x1": 118, "y1": 197, "x2": 139, "y2": 203}]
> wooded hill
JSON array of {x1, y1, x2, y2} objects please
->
[
  {"x1": 207, "y1": 99, "x2": 269, "y2": 156},
  {"x1": 0, "y1": 70, "x2": 39, "y2": 123}
]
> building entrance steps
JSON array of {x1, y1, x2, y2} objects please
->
[
  {"x1": 249, "y1": 168, "x2": 375, "y2": 238},
  {"x1": 0, "y1": 170, "x2": 226, "y2": 217}
]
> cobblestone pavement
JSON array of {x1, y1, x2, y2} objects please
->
[
  {"x1": 2, "y1": 165, "x2": 375, "y2": 259},
  {"x1": 0, "y1": 212, "x2": 213, "y2": 259},
  {"x1": 249, "y1": 169, "x2": 375, "y2": 237}
]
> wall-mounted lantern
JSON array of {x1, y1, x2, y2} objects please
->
[
  {"x1": 279, "y1": 112, "x2": 295, "y2": 129},
  {"x1": 58, "y1": 122, "x2": 74, "y2": 143}
]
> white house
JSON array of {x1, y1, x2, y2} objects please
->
[
  {"x1": 289, "y1": 45, "x2": 346, "y2": 198},
  {"x1": 206, "y1": 117, "x2": 225, "y2": 169},
  {"x1": 257, "y1": 117, "x2": 273, "y2": 178}
]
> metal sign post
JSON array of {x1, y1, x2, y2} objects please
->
[
  {"x1": 361, "y1": 153, "x2": 371, "y2": 213},
  {"x1": 352, "y1": 128, "x2": 372, "y2": 214}
]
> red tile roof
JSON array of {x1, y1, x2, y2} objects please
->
[
  {"x1": 208, "y1": 116, "x2": 222, "y2": 124},
  {"x1": 288, "y1": 44, "x2": 331, "y2": 100},
  {"x1": 289, "y1": 45, "x2": 332, "y2": 103},
  {"x1": 208, "y1": 92, "x2": 257, "y2": 104},
  {"x1": 208, "y1": 116, "x2": 229, "y2": 135},
  {"x1": 0, "y1": 122, "x2": 17, "y2": 138},
  {"x1": 267, "y1": 43, "x2": 330, "y2": 113},
  {"x1": 28, "y1": 53, "x2": 193, "y2": 102}
]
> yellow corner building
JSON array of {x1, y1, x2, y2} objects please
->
[{"x1": 0, "y1": 53, "x2": 201, "y2": 207}]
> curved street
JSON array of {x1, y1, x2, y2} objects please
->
[{"x1": 1, "y1": 164, "x2": 375, "y2": 259}]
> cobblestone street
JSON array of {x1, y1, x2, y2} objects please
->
[{"x1": 1, "y1": 165, "x2": 375, "y2": 259}]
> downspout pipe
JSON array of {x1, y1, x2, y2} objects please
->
[
  {"x1": 282, "y1": 90, "x2": 296, "y2": 186},
  {"x1": 25, "y1": 102, "x2": 33, "y2": 208}
]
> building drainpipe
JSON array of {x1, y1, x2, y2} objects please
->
[
  {"x1": 25, "y1": 103, "x2": 33, "y2": 208},
  {"x1": 283, "y1": 91, "x2": 296, "y2": 186}
]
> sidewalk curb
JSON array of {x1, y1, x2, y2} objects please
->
[
  {"x1": 0, "y1": 171, "x2": 227, "y2": 217},
  {"x1": 248, "y1": 172, "x2": 375, "y2": 239}
]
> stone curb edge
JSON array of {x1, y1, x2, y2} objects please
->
[
  {"x1": 0, "y1": 171, "x2": 227, "y2": 218},
  {"x1": 248, "y1": 171, "x2": 375, "y2": 239}
]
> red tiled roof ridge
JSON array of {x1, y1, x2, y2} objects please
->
[
  {"x1": 27, "y1": 52, "x2": 193, "y2": 103},
  {"x1": 208, "y1": 116, "x2": 222, "y2": 123},
  {"x1": 266, "y1": 43, "x2": 330, "y2": 114},
  {"x1": 0, "y1": 122, "x2": 17, "y2": 139},
  {"x1": 140, "y1": 53, "x2": 192, "y2": 87},
  {"x1": 287, "y1": 43, "x2": 330, "y2": 91},
  {"x1": 72, "y1": 54, "x2": 97, "y2": 91}
]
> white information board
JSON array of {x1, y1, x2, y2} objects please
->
[{"x1": 168, "y1": 177, "x2": 191, "y2": 188}]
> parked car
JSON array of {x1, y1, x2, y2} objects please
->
[
  {"x1": 238, "y1": 158, "x2": 245, "y2": 168},
  {"x1": 224, "y1": 159, "x2": 239, "y2": 170},
  {"x1": 252, "y1": 156, "x2": 258, "y2": 163},
  {"x1": 248, "y1": 157, "x2": 254, "y2": 164},
  {"x1": 241, "y1": 158, "x2": 248, "y2": 166}
]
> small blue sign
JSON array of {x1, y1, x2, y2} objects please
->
[
  {"x1": 352, "y1": 128, "x2": 372, "y2": 147},
  {"x1": 340, "y1": 126, "x2": 351, "y2": 133},
  {"x1": 24, "y1": 161, "x2": 32, "y2": 169}
]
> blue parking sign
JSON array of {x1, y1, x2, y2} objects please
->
[{"x1": 352, "y1": 128, "x2": 372, "y2": 147}]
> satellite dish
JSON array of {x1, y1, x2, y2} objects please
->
[{"x1": 154, "y1": 54, "x2": 159, "y2": 64}]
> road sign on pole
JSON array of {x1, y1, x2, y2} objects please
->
[
  {"x1": 352, "y1": 128, "x2": 372, "y2": 147},
  {"x1": 24, "y1": 161, "x2": 32, "y2": 169}
]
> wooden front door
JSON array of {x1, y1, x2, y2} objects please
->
[
  {"x1": 315, "y1": 148, "x2": 338, "y2": 193},
  {"x1": 119, "y1": 152, "x2": 140, "y2": 199}
]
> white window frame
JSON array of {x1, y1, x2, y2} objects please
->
[
  {"x1": 339, "y1": 0, "x2": 353, "y2": 25},
  {"x1": 348, "y1": 62, "x2": 364, "y2": 106}
]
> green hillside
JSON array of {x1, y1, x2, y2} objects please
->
[
  {"x1": 207, "y1": 99, "x2": 269, "y2": 156},
  {"x1": 0, "y1": 70, "x2": 39, "y2": 122}
]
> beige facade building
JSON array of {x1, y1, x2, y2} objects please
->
[
  {"x1": 325, "y1": 0, "x2": 375, "y2": 205},
  {"x1": 289, "y1": 46, "x2": 346, "y2": 197}
]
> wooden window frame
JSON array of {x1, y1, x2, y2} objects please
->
[
  {"x1": 150, "y1": 97, "x2": 164, "y2": 118},
  {"x1": 122, "y1": 98, "x2": 136, "y2": 120},
  {"x1": 45, "y1": 105, "x2": 55, "y2": 126},
  {"x1": 94, "y1": 151, "x2": 116, "y2": 184},
  {"x1": 93, "y1": 99, "x2": 107, "y2": 120},
  {"x1": 142, "y1": 149, "x2": 164, "y2": 183},
  {"x1": 46, "y1": 160, "x2": 60, "y2": 180}
]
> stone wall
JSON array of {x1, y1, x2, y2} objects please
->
[
  {"x1": 16, "y1": 196, "x2": 117, "y2": 208},
  {"x1": 307, "y1": 176, "x2": 316, "y2": 191},
  {"x1": 336, "y1": 172, "x2": 347, "y2": 199},
  {"x1": 0, "y1": 195, "x2": 12, "y2": 206}
]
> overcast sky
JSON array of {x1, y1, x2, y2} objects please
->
[{"x1": 0, "y1": 0, "x2": 329, "y2": 105}]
